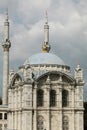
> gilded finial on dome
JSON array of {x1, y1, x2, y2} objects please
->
[{"x1": 42, "y1": 42, "x2": 48, "y2": 53}]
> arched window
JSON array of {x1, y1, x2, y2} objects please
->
[
  {"x1": 62, "y1": 89, "x2": 69, "y2": 107},
  {"x1": 37, "y1": 89, "x2": 44, "y2": 107},
  {"x1": 63, "y1": 116, "x2": 69, "y2": 130},
  {"x1": 37, "y1": 116, "x2": 44, "y2": 130},
  {"x1": 50, "y1": 90, "x2": 56, "y2": 107}
]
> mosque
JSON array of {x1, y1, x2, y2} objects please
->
[{"x1": 0, "y1": 10, "x2": 85, "y2": 130}]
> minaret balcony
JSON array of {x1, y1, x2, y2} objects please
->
[{"x1": 2, "y1": 40, "x2": 11, "y2": 49}]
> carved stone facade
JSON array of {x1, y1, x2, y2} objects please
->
[{"x1": 8, "y1": 64, "x2": 84, "y2": 130}]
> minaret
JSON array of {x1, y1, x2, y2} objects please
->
[
  {"x1": 2, "y1": 9, "x2": 11, "y2": 105},
  {"x1": 42, "y1": 11, "x2": 51, "y2": 53}
]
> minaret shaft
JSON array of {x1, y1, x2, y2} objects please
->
[
  {"x1": 3, "y1": 51, "x2": 9, "y2": 104},
  {"x1": 4, "y1": 21, "x2": 9, "y2": 41},
  {"x1": 2, "y1": 10, "x2": 11, "y2": 105},
  {"x1": 44, "y1": 24, "x2": 49, "y2": 43}
]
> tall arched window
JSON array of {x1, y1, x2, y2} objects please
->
[
  {"x1": 62, "y1": 89, "x2": 69, "y2": 107},
  {"x1": 37, "y1": 116, "x2": 44, "y2": 130},
  {"x1": 37, "y1": 89, "x2": 44, "y2": 107},
  {"x1": 63, "y1": 116, "x2": 69, "y2": 130},
  {"x1": 50, "y1": 90, "x2": 56, "y2": 107}
]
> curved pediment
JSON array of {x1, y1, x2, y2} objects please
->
[
  {"x1": 36, "y1": 71, "x2": 75, "y2": 85},
  {"x1": 10, "y1": 73, "x2": 22, "y2": 88}
]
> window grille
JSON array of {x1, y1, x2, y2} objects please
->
[
  {"x1": 4, "y1": 113, "x2": 7, "y2": 119},
  {"x1": 50, "y1": 90, "x2": 56, "y2": 107},
  {"x1": 62, "y1": 89, "x2": 69, "y2": 107},
  {"x1": 37, "y1": 89, "x2": 44, "y2": 107}
]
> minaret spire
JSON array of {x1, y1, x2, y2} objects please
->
[
  {"x1": 45, "y1": 10, "x2": 48, "y2": 24},
  {"x1": 2, "y1": 8, "x2": 11, "y2": 105},
  {"x1": 4, "y1": 8, "x2": 9, "y2": 41},
  {"x1": 5, "y1": 8, "x2": 9, "y2": 21},
  {"x1": 42, "y1": 11, "x2": 51, "y2": 53}
]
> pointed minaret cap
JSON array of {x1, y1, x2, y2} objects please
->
[
  {"x1": 5, "y1": 8, "x2": 9, "y2": 22},
  {"x1": 45, "y1": 10, "x2": 48, "y2": 24}
]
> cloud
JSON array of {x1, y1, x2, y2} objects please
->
[
  {"x1": 0, "y1": 0, "x2": 87, "y2": 65},
  {"x1": 0, "y1": 0, "x2": 87, "y2": 100}
]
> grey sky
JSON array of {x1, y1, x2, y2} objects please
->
[{"x1": 0, "y1": 0, "x2": 87, "y2": 100}]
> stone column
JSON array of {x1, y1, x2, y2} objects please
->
[
  {"x1": 58, "y1": 111, "x2": 62, "y2": 130},
  {"x1": 59, "y1": 86, "x2": 62, "y2": 108},
  {"x1": 33, "y1": 110, "x2": 37, "y2": 130},
  {"x1": 12, "y1": 89, "x2": 14, "y2": 109},
  {"x1": 13, "y1": 112, "x2": 14, "y2": 129},
  {"x1": 30, "y1": 111, "x2": 33, "y2": 130},
  {"x1": 15, "y1": 88, "x2": 18, "y2": 109},
  {"x1": 44, "y1": 83, "x2": 50, "y2": 130},
  {"x1": 10, "y1": 113, "x2": 13, "y2": 129},
  {"x1": 22, "y1": 111, "x2": 25, "y2": 130},
  {"x1": 47, "y1": 85, "x2": 50, "y2": 130},
  {"x1": 33, "y1": 84, "x2": 37, "y2": 130},
  {"x1": 70, "y1": 87, "x2": 75, "y2": 130},
  {"x1": 56, "y1": 87, "x2": 59, "y2": 107},
  {"x1": 71, "y1": 87, "x2": 75, "y2": 108},
  {"x1": 77, "y1": 112, "x2": 80, "y2": 130},
  {"x1": 33, "y1": 84, "x2": 37, "y2": 109},
  {"x1": 18, "y1": 86, "x2": 22, "y2": 108},
  {"x1": 79, "y1": 111, "x2": 84, "y2": 130},
  {"x1": 7, "y1": 112, "x2": 10, "y2": 129},
  {"x1": 18, "y1": 86, "x2": 22, "y2": 109},
  {"x1": 59, "y1": 86, "x2": 62, "y2": 130},
  {"x1": 71, "y1": 111, "x2": 75, "y2": 130},
  {"x1": 14, "y1": 112, "x2": 17, "y2": 130},
  {"x1": 18, "y1": 111, "x2": 22, "y2": 130},
  {"x1": 21, "y1": 111, "x2": 23, "y2": 130},
  {"x1": 8, "y1": 89, "x2": 11, "y2": 108}
]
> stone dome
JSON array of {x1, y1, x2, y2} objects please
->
[{"x1": 24, "y1": 53, "x2": 65, "y2": 65}]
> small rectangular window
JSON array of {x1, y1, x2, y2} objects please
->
[
  {"x1": 0, "y1": 114, "x2": 2, "y2": 120},
  {"x1": 4, "y1": 113, "x2": 7, "y2": 120}
]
